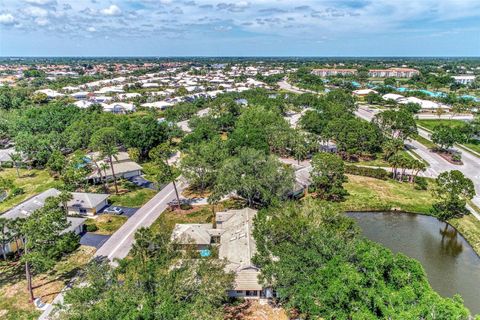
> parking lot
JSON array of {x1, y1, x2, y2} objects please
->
[
  {"x1": 100, "y1": 205, "x2": 138, "y2": 218},
  {"x1": 80, "y1": 233, "x2": 111, "y2": 248}
]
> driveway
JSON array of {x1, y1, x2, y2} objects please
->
[
  {"x1": 99, "y1": 205, "x2": 138, "y2": 218},
  {"x1": 128, "y1": 176, "x2": 156, "y2": 190},
  {"x1": 80, "y1": 233, "x2": 111, "y2": 249}
]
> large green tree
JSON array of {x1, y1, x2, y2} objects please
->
[
  {"x1": 59, "y1": 227, "x2": 233, "y2": 320},
  {"x1": 21, "y1": 196, "x2": 78, "y2": 302},
  {"x1": 373, "y1": 109, "x2": 418, "y2": 141},
  {"x1": 213, "y1": 148, "x2": 295, "y2": 207},
  {"x1": 432, "y1": 170, "x2": 475, "y2": 221},
  {"x1": 310, "y1": 153, "x2": 348, "y2": 201}
]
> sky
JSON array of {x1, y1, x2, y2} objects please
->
[{"x1": 0, "y1": 0, "x2": 479, "y2": 57}]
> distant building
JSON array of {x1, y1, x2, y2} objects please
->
[
  {"x1": 171, "y1": 208, "x2": 274, "y2": 299},
  {"x1": 368, "y1": 68, "x2": 419, "y2": 78},
  {"x1": 311, "y1": 68, "x2": 357, "y2": 77},
  {"x1": 452, "y1": 75, "x2": 476, "y2": 85},
  {"x1": 352, "y1": 89, "x2": 378, "y2": 96}
]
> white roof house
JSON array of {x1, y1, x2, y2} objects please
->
[
  {"x1": 352, "y1": 89, "x2": 378, "y2": 96},
  {"x1": 141, "y1": 101, "x2": 173, "y2": 110},
  {"x1": 35, "y1": 89, "x2": 64, "y2": 98},
  {"x1": 382, "y1": 93, "x2": 404, "y2": 101},
  {"x1": 101, "y1": 102, "x2": 135, "y2": 113}
]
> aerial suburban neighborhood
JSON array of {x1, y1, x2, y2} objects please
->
[{"x1": 1, "y1": 0, "x2": 480, "y2": 320}]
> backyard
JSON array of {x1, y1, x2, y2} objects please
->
[
  {"x1": 0, "y1": 168, "x2": 62, "y2": 213},
  {"x1": 0, "y1": 246, "x2": 95, "y2": 320}
]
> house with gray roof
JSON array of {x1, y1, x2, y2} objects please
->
[
  {"x1": 67, "y1": 192, "x2": 109, "y2": 216},
  {"x1": 171, "y1": 208, "x2": 273, "y2": 299}
]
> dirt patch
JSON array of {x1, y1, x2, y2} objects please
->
[
  {"x1": 434, "y1": 150, "x2": 462, "y2": 165},
  {"x1": 224, "y1": 300, "x2": 289, "y2": 320}
]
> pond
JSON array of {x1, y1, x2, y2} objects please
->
[{"x1": 346, "y1": 211, "x2": 480, "y2": 315}]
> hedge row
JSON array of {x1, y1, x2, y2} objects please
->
[{"x1": 345, "y1": 165, "x2": 390, "y2": 180}]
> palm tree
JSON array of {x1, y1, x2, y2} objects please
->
[
  {"x1": 9, "y1": 152, "x2": 22, "y2": 178},
  {"x1": 0, "y1": 217, "x2": 12, "y2": 261},
  {"x1": 90, "y1": 128, "x2": 120, "y2": 194},
  {"x1": 58, "y1": 191, "x2": 73, "y2": 214}
]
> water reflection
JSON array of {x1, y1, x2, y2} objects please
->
[
  {"x1": 439, "y1": 224, "x2": 463, "y2": 257},
  {"x1": 346, "y1": 211, "x2": 480, "y2": 315}
]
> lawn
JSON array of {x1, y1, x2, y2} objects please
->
[
  {"x1": 85, "y1": 214, "x2": 128, "y2": 235},
  {"x1": 416, "y1": 119, "x2": 466, "y2": 131},
  {"x1": 413, "y1": 134, "x2": 437, "y2": 149},
  {"x1": 0, "y1": 246, "x2": 95, "y2": 320},
  {"x1": 150, "y1": 206, "x2": 214, "y2": 235},
  {"x1": 342, "y1": 174, "x2": 435, "y2": 214},
  {"x1": 0, "y1": 168, "x2": 62, "y2": 213},
  {"x1": 353, "y1": 150, "x2": 414, "y2": 168},
  {"x1": 449, "y1": 215, "x2": 480, "y2": 255},
  {"x1": 109, "y1": 188, "x2": 157, "y2": 207}
]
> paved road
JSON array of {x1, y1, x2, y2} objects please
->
[
  {"x1": 94, "y1": 180, "x2": 186, "y2": 262},
  {"x1": 80, "y1": 233, "x2": 111, "y2": 249},
  {"x1": 356, "y1": 106, "x2": 480, "y2": 209},
  {"x1": 177, "y1": 107, "x2": 210, "y2": 132},
  {"x1": 278, "y1": 79, "x2": 315, "y2": 94}
]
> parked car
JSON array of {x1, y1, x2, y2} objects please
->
[{"x1": 104, "y1": 206, "x2": 124, "y2": 215}]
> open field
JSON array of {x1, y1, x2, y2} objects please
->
[
  {"x1": 0, "y1": 168, "x2": 62, "y2": 213},
  {"x1": 342, "y1": 174, "x2": 435, "y2": 214},
  {"x1": 0, "y1": 246, "x2": 95, "y2": 320}
]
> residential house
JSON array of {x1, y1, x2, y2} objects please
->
[
  {"x1": 67, "y1": 192, "x2": 109, "y2": 216},
  {"x1": 452, "y1": 75, "x2": 476, "y2": 85},
  {"x1": 0, "y1": 188, "x2": 86, "y2": 256},
  {"x1": 87, "y1": 151, "x2": 143, "y2": 184},
  {"x1": 171, "y1": 208, "x2": 274, "y2": 299}
]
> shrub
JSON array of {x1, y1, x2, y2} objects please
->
[
  {"x1": 180, "y1": 203, "x2": 193, "y2": 210},
  {"x1": 414, "y1": 176, "x2": 428, "y2": 190},
  {"x1": 10, "y1": 187, "x2": 24, "y2": 197},
  {"x1": 86, "y1": 224, "x2": 98, "y2": 232},
  {"x1": 345, "y1": 165, "x2": 390, "y2": 180}
]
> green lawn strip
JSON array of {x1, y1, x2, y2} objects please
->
[
  {"x1": 416, "y1": 119, "x2": 466, "y2": 131},
  {"x1": 413, "y1": 134, "x2": 437, "y2": 149},
  {"x1": 0, "y1": 246, "x2": 95, "y2": 320},
  {"x1": 449, "y1": 215, "x2": 480, "y2": 256},
  {"x1": 0, "y1": 168, "x2": 62, "y2": 213},
  {"x1": 109, "y1": 188, "x2": 157, "y2": 207},
  {"x1": 85, "y1": 214, "x2": 128, "y2": 235}
]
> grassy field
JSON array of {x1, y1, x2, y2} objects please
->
[
  {"x1": 150, "y1": 206, "x2": 214, "y2": 235},
  {"x1": 416, "y1": 119, "x2": 466, "y2": 131},
  {"x1": 0, "y1": 168, "x2": 62, "y2": 213},
  {"x1": 0, "y1": 246, "x2": 95, "y2": 320},
  {"x1": 109, "y1": 188, "x2": 157, "y2": 207},
  {"x1": 342, "y1": 174, "x2": 435, "y2": 214},
  {"x1": 85, "y1": 214, "x2": 128, "y2": 235}
]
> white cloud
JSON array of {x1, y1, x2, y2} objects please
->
[
  {"x1": 23, "y1": 6, "x2": 49, "y2": 18},
  {"x1": 24, "y1": 0, "x2": 56, "y2": 5},
  {"x1": 87, "y1": 26, "x2": 96, "y2": 32},
  {"x1": 35, "y1": 17, "x2": 49, "y2": 25},
  {"x1": 101, "y1": 4, "x2": 122, "y2": 16},
  {"x1": 0, "y1": 13, "x2": 16, "y2": 25}
]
